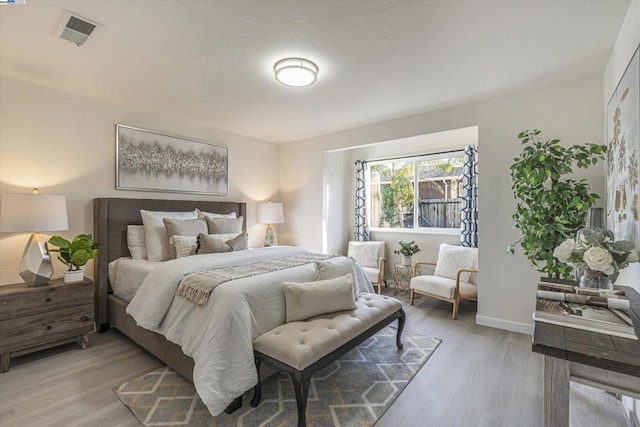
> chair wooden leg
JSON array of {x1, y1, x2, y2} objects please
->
[
  {"x1": 377, "y1": 283, "x2": 382, "y2": 294},
  {"x1": 410, "y1": 290, "x2": 415, "y2": 305},
  {"x1": 452, "y1": 298, "x2": 459, "y2": 320}
]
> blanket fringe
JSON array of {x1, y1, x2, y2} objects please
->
[{"x1": 176, "y1": 283, "x2": 210, "y2": 307}]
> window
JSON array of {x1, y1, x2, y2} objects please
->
[{"x1": 367, "y1": 152, "x2": 464, "y2": 230}]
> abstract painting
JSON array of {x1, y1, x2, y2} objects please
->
[
  {"x1": 116, "y1": 125, "x2": 228, "y2": 195},
  {"x1": 607, "y1": 46, "x2": 639, "y2": 246}
]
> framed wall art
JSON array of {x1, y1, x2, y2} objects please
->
[
  {"x1": 116, "y1": 125, "x2": 228, "y2": 195},
  {"x1": 607, "y1": 45, "x2": 639, "y2": 247}
]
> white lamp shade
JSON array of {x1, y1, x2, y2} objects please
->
[
  {"x1": 0, "y1": 194, "x2": 69, "y2": 232},
  {"x1": 257, "y1": 202, "x2": 284, "y2": 225}
]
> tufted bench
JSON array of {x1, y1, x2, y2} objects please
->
[{"x1": 251, "y1": 293, "x2": 405, "y2": 427}]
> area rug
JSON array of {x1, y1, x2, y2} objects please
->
[{"x1": 114, "y1": 327, "x2": 440, "y2": 426}]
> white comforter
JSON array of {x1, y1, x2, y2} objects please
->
[{"x1": 126, "y1": 246, "x2": 373, "y2": 415}]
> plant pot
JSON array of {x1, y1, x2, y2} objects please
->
[
  {"x1": 402, "y1": 256, "x2": 412, "y2": 266},
  {"x1": 64, "y1": 269, "x2": 84, "y2": 284}
]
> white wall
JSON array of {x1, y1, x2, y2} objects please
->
[
  {"x1": 603, "y1": 0, "x2": 640, "y2": 424},
  {"x1": 279, "y1": 74, "x2": 605, "y2": 334},
  {"x1": 0, "y1": 76, "x2": 280, "y2": 285}
]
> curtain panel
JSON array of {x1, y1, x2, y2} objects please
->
[
  {"x1": 354, "y1": 160, "x2": 370, "y2": 241},
  {"x1": 460, "y1": 145, "x2": 478, "y2": 247}
]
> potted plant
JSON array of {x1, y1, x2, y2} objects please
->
[
  {"x1": 507, "y1": 129, "x2": 607, "y2": 281},
  {"x1": 394, "y1": 240, "x2": 420, "y2": 266},
  {"x1": 47, "y1": 234, "x2": 100, "y2": 283}
]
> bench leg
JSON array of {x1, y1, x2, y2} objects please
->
[
  {"x1": 251, "y1": 357, "x2": 263, "y2": 407},
  {"x1": 396, "y1": 309, "x2": 405, "y2": 350},
  {"x1": 223, "y1": 395, "x2": 243, "y2": 414},
  {"x1": 292, "y1": 371, "x2": 311, "y2": 427}
]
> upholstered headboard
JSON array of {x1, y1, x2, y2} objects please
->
[{"x1": 93, "y1": 197, "x2": 247, "y2": 327}]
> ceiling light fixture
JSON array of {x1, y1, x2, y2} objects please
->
[{"x1": 274, "y1": 58, "x2": 318, "y2": 87}]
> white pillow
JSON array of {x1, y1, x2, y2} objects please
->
[
  {"x1": 283, "y1": 273, "x2": 357, "y2": 323},
  {"x1": 173, "y1": 235, "x2": 198, "y2": 258},
  {"x1": 196, "y1": 209, "x2": 237, "y2": 219},
  {"x1": 140, "y1": 210, "x2": 197, "y2": 261},
  {"x1": 315, "y1": 257, "x2": 358, "y2": 298},
  {"x1": 434, "y1": 243, "x2": 475, "y2": 282},
  {"x1": 348, "y1": 242, "x2": 380, "y2": 268},
  {"x1": 127, "y1": 225, "x2": 147, "y2": 260}
]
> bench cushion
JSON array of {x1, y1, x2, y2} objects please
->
[{"x1": 253, "y1": 293, "x2": 402, "y2": 371}]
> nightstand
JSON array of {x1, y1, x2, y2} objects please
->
[
  {"x1": 0, "y1": 277, "x2": 94, "y2": 372},
  {"x1": 393, "y1": 263, "x2": 413, "y2": 295}
]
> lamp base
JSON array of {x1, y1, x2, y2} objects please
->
[
  {"x1": 264, "y1": 224, "x2": 278, "y2": 247},
  {"x1": 19, "y1": 233, "x2": 53, "y2": 287}
]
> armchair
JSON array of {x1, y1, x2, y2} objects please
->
[
  {"x1": 347, "y1": 241, "x2": 387, "y2": 294},
  {"x1": 409, "y1": 243, "x2": 478, "y2": 319}
]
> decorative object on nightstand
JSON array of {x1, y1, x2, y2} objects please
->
[
  {"x1": 0, "y1": 277, "x2": 94, "y2": 372},
  {"x1": 394, "y1": 240, "x2": 420, "y2": 266},
  {"x1": 47, "y1": 234, "x2": 100, "y2": 284},
  {"x1": 0, "y1": 189, "x2": 69, "y2": 286},
  {"x1": 393, "y1": 263, "x2": 412, "y2": 295},
  {"x1": 257, "y1": 201, "x2": 284, "y2": 247}
]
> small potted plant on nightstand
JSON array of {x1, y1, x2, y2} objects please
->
[
  {"x1": 394, "y1": 240, "x2": 420, "y2": 266},
  {"x1": 47, "y1": 234, "x2": 100, "y2": 283}
]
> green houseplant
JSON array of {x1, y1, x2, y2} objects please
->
[
  {"x1": 394, "y1": 240, "x2": 420, "y2": 266},
  {"x1": 507, "y1": 130, "x2": 607, "y2": 280},
  {"x1": 47, "y1": 234, "x2": 100, "y2": 283}
]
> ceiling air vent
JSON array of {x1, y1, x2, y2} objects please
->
[{"x1": 56, "y1": 11, "x2": 100, "y2": 46}]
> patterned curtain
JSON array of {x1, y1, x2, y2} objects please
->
[
  {"x1": 460, "y1": 145, "x2": 478, "y2": 247},
  {"x1": 354, "y1": 160, "x2": 370, "y2": 241}
]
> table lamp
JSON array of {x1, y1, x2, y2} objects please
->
[
  {"x1": 257, "y1": 201, "x2": 284, "y2": 247},
  {"x1": 0, "y1": 190, "x2": 69, "y2": 286}
]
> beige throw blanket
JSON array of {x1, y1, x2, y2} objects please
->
[{"x1": 176, "y1": 252, "x2": 336, "y2": 306}]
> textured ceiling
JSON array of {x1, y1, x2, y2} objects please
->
[{"x1": 0, "y1": 0, "x2": 630, "y2": 143}]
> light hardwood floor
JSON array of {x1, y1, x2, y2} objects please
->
[{"x1": 0, "y1": 288, "x2": 632, "y2": 427}]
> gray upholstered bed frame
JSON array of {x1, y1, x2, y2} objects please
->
[{"x1": 93, "y1": 198, "x2": 247, "y2": 381}]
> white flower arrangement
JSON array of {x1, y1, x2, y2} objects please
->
[{"x1": 553, "y1": 230, "x2": 637, "y2": 282}]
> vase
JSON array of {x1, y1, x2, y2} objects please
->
[
  {"x1": 64, "y1": 269, "x2": 84, "y2": 284},
  {"x1": 576, "y1": 207, "x2": 614, "y2": 242},
  {"x1": 574, "y1": 207, "x2": 614, "y2": 281},
  {"x1": 578, "y1": 269, "x2": 613, "y2": 290},
  {"x1": 402, "y1": 256, "x2": 412, "y2": 266}
]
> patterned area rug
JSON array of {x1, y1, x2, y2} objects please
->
[{"x1": 114, "y1": 327, "x2": 440, "y2": 426}]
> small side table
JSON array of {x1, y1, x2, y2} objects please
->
[{"x1": 393, "y1": 263, "x2": 413, "y2": 295}]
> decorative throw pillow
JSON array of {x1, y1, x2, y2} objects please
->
[
  {"x1": 127, "y1": 225, "x2": 147, "y2": 260},
  {"x1": 348, "y1": 242, "x2": 380, "y2": 268},
  {"x1": 163, "y1": 218, "x2": 208, "y2": 258},
  {"x1": 141, "y1": 210, "x2": 197, "y2": 261},
  {"x1": 173, "y1": 235, "x2": 199, "y2": 258},
  {"x1": 225, "y1": 232, "x2": 248, "y2": 251},
  {"x1": 283, "y1": 273, "x2": 357, "y2": 323},
  {"x1": 205, "y1": 216, "x2": 244, "y2": 234},
  {"x1": 433, "y1": 243, "x2": 475, "y2": 282},
  {"x1": 197, "y1": 233, "x2": 232, "y2": 254},
  {"x1": 196, "y1": 209, "x2": 237, "y2": 219},
  {"x1": 315, "y1": 257, "x2": 358, "y2": 298}
]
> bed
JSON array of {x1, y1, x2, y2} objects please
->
[{"x1": 93, "y1": 197, "x2": 373, "y2": 416}]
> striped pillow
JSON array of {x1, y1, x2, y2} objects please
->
[
  {"x1": 197, "y1": 233, "x2": 232, "y2": 254},
  {"x1": 226, "y1": 232, "x2": 248, "y2": 251}
]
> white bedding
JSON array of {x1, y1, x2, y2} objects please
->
[
  {"x1": 126, "y1": 246, "x2": 374, "y2": 416},
  {"x1": 108, "y1": 258, "x2": 159, "y2": 302}
]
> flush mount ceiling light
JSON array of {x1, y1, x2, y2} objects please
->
[{"x1": 274, "y1": 58, "x2": 318, "y2": 87}]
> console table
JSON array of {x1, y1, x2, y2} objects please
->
[{"x1": 532, "y1": 286, "x2": 640, "y2": 427}]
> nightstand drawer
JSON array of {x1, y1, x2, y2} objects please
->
[
  {"x1": 0, "y1": 304, "x2": 94, "y2": 353},
  {"x1": 0, "y1": 281, "x2": 93, "y2": 321}
]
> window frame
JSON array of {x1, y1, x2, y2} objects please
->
[{"x1": 366, "y1": 150, "x2": 465, "y2": 235}]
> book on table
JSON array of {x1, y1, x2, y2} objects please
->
[
  {"x1": 536, "y1": 282, "x2": 630, "y2": 311},
  {"x1": 533, "y1": 299, "x2": 637, "y2": 340}
]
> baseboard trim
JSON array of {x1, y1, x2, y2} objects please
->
[{"x1": 476, "y1": 315, "x2": 533, "y2": 335}]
